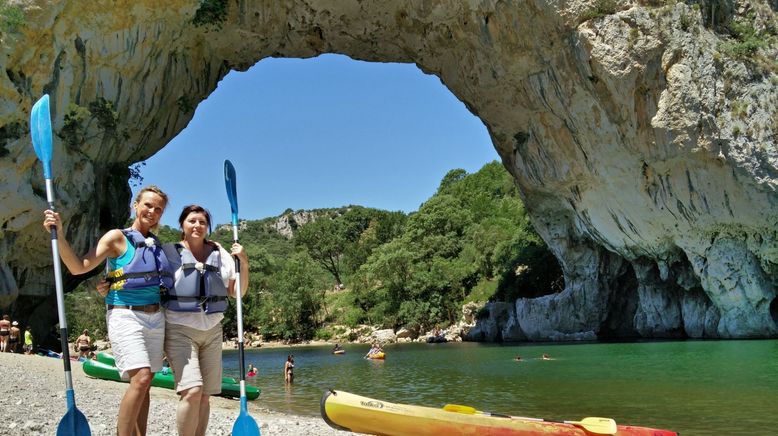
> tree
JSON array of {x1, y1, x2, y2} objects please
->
[
  {"x1": 258, "y1": 252, "x2": 328, "y2": 340},
  {"x1": 295, "y1": 217, "x2": 348, "y2": 286}
]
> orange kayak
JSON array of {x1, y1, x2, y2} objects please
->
[{"x1": 320, "y1": 390, "x2": 677, "y2": 436}]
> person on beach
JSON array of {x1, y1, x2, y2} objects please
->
[
  {"x1": 160, "y1": 204, "x2": 249, "y2": 436},
  {"x1": 8, "y1": 321, "x2": 21, "y2": 353},
  {"x1": 0, "y1": 315, "x2": 10, "y2": 352},
  {"x1": 75, "y1": 329, "x2": 92, "y2": 358},
  {"x1": 284, "y1": 355, "x2": 294, "y2": 384},
  {"x1": 23, "y1": 326, "x2": 33, "y2": 355},
  {"x1": 44, "y1": 185, "x2": 173, "y2": 436}
]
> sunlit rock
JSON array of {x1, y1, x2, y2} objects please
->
[{"x1": 1, "y1": 0, "x2": 776, "y2": 340}]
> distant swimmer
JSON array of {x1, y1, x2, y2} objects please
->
[
  {"x1": 514, "y1": 355, "x2": 522, "y2": 362},
  {"x1": 542, "y1": 353, "x2": 551, "y2": 360}
]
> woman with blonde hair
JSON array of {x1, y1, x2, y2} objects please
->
[{"x1": 44, "y1": 185, "x2": 173, "y2": 436}]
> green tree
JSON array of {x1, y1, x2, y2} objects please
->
[
  {"x1": 295, "y1": 217, "x2": 348, "y2": 286},
  {"x1": 64, "y1": 281, "x2": 107, "y2": 341},
  {"x1": 0, "y1": 0, "x2": 24, "y2": 35},
  {"x1": 257, "y1": 252, "x2": 328, "y2": 340}
]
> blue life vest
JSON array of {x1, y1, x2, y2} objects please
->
[
  {"x1": 105, "y1": 229, "x2": 174, "y2": 292},
  {"x1": 161, "y1": 243, "x2": 228, "y2": 314}
]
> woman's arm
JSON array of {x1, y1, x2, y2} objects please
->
[
  {"x1": 227, "y1": 242, "x2": 250, "y2": 297},
  {"x1": 42, "y1": 210, "x2": 125, "y2": 275}
]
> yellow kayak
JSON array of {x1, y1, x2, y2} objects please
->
[
  {"x1": 320, "y1": 390, "x2": 677, "y2": 436},
  {"x1": 366, "y1": 352, "x2": 385, "y2": 360}
]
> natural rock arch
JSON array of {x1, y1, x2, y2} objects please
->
[{"x1": 1, "y1": 0, "x2": 776, "y2": 340}]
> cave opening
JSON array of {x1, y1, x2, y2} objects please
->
[
  {"x1": 125, "y1": 54, "x2": 562, "y2": 306},
  {"x1": 131, "y1": 54, "x2": 499, "y2": 228},
  {"x1": 770, "y1": 296, "x2": 778, "y2": 326}
]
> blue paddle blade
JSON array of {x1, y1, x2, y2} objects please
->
[
  {"x1": 232, "y1": 407, "x2": 260, "y2": 436},
  {"x1": 224, "y1": 159, "x2": 239, "y2": 226},
  {"x1": 30, "y1": 94, "x2": 53, "y2": 179},
  {"x1": 57, "y1": 391, "x2": 91, "y2": 436}
]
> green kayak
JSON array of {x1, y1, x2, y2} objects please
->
[
  {"x1": 96, "y1": 352, "x2": 238, "y2": 385},
  {"x1": 82, "y1": 359, "x2": 260, "y2": 400}
]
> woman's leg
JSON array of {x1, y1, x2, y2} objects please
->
[
  {"x1": 116, "y1": 367, "x2": 153, "y2": 436},
  {"x1": 195, "y1": 395, "x2": 211, "y2": 436},
  {"x1": 136, "y1": 387, "x2": 151, "y2": 435},
  {"x1": 176, "y1": 386, "x2": 203, "y2": 436},
  {"x1": 109, "y1": 309, "x2": 165, "y2": 436}
]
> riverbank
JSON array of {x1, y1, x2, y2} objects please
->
[
  {"x1": 0, "y1": 352, "x2": 352, "y2": 436},
  {"x1": 221, "y1": 338, "x2": 335, "y2": 350}
]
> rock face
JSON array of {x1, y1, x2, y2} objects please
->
[
  {"x1": 273, "y1": 210, "x2": 317, "y2": 239},
  {"x1": 1, "y1": 1, "x2": 777, "y2": 340}
]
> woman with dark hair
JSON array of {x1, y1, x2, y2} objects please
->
[
  {"x1": 284, "y1": 355, "x2": 295, "y2": 384},
  {"x1": 44, "y1": 185, "x2": 173, "y2": 436},
  {"x1": 161, "y1": 204, "x2": 249, "y2": 436}
]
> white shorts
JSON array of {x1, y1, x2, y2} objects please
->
[{"x1": 106, "y1": 308, "x2": 165, "y2": 380}]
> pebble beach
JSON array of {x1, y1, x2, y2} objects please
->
[{"x1": 0, "y1": 352, "x2": 355, "y2": 435}]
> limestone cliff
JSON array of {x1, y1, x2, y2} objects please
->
[{"x1": 1, "y1": 0, "x2": 776, "y2": 340}]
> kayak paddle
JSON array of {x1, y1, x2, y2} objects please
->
[
  {"x1": 443, "y1": 404, "x2": 617, "y2": 435},
  {"x1": 224, "y1": 159, "x2": 260, "y2": 436},
  {"x1": 31, "y1": 94, "x2": 92, "y2": 436}
]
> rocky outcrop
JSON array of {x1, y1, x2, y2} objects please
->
[
  {"x1": 1, "y1": 1, "x2": 777, "y2": 340},
  {"x1": 272, "y1": 210, "x2": 317, "y2": 239}
]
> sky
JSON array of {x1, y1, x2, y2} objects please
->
[{"x1": 131, "y1": 54, "x2": 498, "y2": 228}]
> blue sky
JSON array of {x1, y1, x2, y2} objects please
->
[{"x1": 132, "y1": 54, "x2": 498, "y2": 228}]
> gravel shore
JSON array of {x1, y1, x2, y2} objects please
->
[{"x1": 0, "y1": 352, "x2": 355, "y2": 435}]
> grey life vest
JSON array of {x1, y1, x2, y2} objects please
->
[{"x1": 161, "y1": 243, "x2": 228, "y2": 314}]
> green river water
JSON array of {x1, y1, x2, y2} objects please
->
[{"x1": 223, "y1": 340, "x2": 778, "y2": 435}]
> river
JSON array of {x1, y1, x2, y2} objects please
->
[{"x1": 222, "y1": 340, "x2": 778, "y2": 435}]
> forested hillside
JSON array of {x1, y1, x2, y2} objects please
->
[{"x1": 66, "y1": 161, "x2": 561, "y2": 342}]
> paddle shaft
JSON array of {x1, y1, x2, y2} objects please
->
[
  {"x1": 225, "y1": 160, "x2": 260, "y2": 436},
  {"x1": 233, "y1": 226, "x2": 249, "y2": 398},
  {"x1": 45, "y1": 180, "x2": 76, "y2": 387}
]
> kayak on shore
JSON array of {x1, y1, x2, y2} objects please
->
[
  {"x1": 320, "y1": 390, "x2": 678, "y2": 436},
  {"x1": 83, "y1": 356, "x2": 260, "y2": 400},
  {"x1": 95, "y1": 352, "x2": 238, "y2": 384}
]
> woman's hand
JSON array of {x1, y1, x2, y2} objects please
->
[
  {"x1": 42, "y1": 210, "x2": 63, "y2": 233},
  {"x1": 231, "y1": 242, "x2": 248, "y2": 262},
  {"x1": 96, "y1": 279, "x2": 110, "y2": 297},
  {"x1": 228, "y1": 242, "x2": 250, "y2": 297}
]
